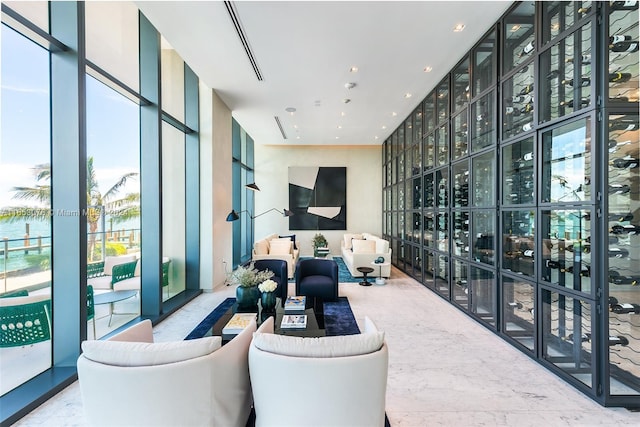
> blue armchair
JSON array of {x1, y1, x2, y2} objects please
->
[
  {"x1": 253, "y1": 259, "x2": 288, "y2": 307},
  {"x1": 295, "y1": 258, "x2": 339, "y2": 303}
]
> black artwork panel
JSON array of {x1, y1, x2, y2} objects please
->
[{"x1": 288, "y1": 167, "x2": 347, "y2": 230}]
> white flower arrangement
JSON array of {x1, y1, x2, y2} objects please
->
[{"x1": 258, "y1": 279, "x2": 278, "y2": 293}]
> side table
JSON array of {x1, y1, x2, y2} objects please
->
[
  {"x1": 370, "y1": 261, "x2": 390, "y2": 285},
  {"x1": 357, "y1": 267, "x2": 374, "y2": 286}
]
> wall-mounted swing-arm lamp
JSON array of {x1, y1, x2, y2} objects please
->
[{"x1": 225, "y1": 208, "x2": 294, "y2": 222}]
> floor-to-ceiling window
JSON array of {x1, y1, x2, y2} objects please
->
[
  {"x1": 0, "y1": 2, "x2": 202, "y2": 423},
  {"x1": 231, "y1": 119, "x2": 255, "y2": 267},
  {"x1": 0, "y1": 17, "x2": 52, "y2": 397}
]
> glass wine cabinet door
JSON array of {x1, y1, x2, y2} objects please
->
[{"x1": 607, "y1": 113, "x2": 640, "y2": 396}]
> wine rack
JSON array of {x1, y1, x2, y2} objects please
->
[
  {"x1": 539, "y1": 21, "x2": 593, "y2": 123},
  {"x1": 502, "y1": 64, "x2": 535, "y2": 140},
  {"x1": 473, "y1": 30, "x2": 496, "y2": 98},
  {"x1": 503, "y1": 2, "x2": 536, "y2": 74},
  {"x1": 503, "y1": 276, "x2": 535, "y2": 351},
  {"x1": 435, "y1": 124, "x2": 448, "y2": 167},
  {"x1": 540, "y1": 209, "x2": 592, "y2": 293},
  {"x1": 608, "y1": 1, "x2": 639, "y2": 105},
  {"x1": 471, "y1": 92, "x2": 495, "y2": 153},
  {"x1": 472, "y1": 151, "x2": 495, "y2": 206},
  {"x1": 453, "y1": 210, "x2": 469, "y2": 258},
  {"x1": 608, "y1": 112, "x2": 640, "y2": 392},
  {"x1": 453, "y1": 111, "x2": 469, "y2": 159},
  {"x1": 423, "y1": 94, "x2": 436, "y2": 144},
  {"x1": 436, "y1": 212, "x2": 448, "y2": 253},
  {"x1": 423, "y1": 134, "x2": 435, "y2": 171},
  {"x1": 541, "y1": 1, "x2": 593, "y2": 44},
  {"x1": 472, "y1": 211, "x2": 495, "y2": 266},
  {"x1": 503, "y1": 136, "x2": 535, "y2": 206},
  {"x1": 423, "y1": 211, "x2": 434, "y2": 248},
  {"x1": 453, "y1": 161, "x2": 469, "y2": 208},
  {"x1": 453, "y1": 56, "x2": 470, "y2": 113},
  {"x1": 453, "y1": 259, "x2": 469, "y2": 308},
  {"x1": 502, "y1": 210, "x2": 536, "y2": 277}
]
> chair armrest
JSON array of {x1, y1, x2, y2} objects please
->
[{"x1": 112, "y1": 260, "x2": 138, "y2": 285}]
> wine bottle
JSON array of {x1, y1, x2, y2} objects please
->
[
  {"x1": 568, "y1": 333, "x2": 591, "y2": 343},
  {"x1": 609, "y1": 274, "x2": 640, "y2": 285},
  {"x1": 609, "y1": 116, "x2": 638, "y2": 131},
  {"x1": 566, "y1": 55, "x2": 591, "y2": 64},
  {"x1": 546, "y1": 70, "x2": 561, "y2": 80},
  {"x1": 511, "y1": 94, "x2": 533, "y2": 104},
  {"x1": 563, "y1": 265, "x2": 591, "y2": 277},
  {"x1": 609, "y1": 335, "x2": 630, "y2": 346},
  {"x1": 562, "y1": 77, "x2": 591, "y2": 87},
  {"x1": 609, "y1": 247, "x2": 630, "y2": 258},
  {"x1": 577, "y1": 5, "x2": 592, "y2": 14},
  {"x1": 610, "y1": 96, "x2": 630, "y2": 103},
  {"x1": 546, "y1": 259, "x2": 567, "y2": 270},
  {"x1": 517, "y1": 84, "x2": 534, "y2": 96},
  {"x1": 586, "y1": 235, "x2": 619, "y2": 244},
  {"x1": 608, "y1": 184, "x2": 631, "y2": 194},
  {"x1": 610, "y1": 1, "x2": 639, "y2": 11},
  {"x1": 609, "y1": 212, "x2": 633, "y2": 222},
  {"x1": 611, "y1": 224, "x2": 640, "y2": 234},
  {"x1": 611, "y1": 303, "x2": 640, "y2": 314},
  {"x1": 609, "y1": 72, "x2": 632, "y2": 83},
  {"x1": 610, "y1": 35, "x2": 633, "y2": 44},
  {"x1": 518, "y1": 40, "x2": 535, "y2": 57},
  {"x1": 560, "y1": 98, "x2": 590, "y2": 108},
  {"x1": 610, "y1": 40, "x2": 639, "y2": 53},
  {"x1": 611, "y1": 156, "x2": 639, "y2": 169},
  {"x1": 522, "y1": 122, "x2": 533, "y2": 132}
]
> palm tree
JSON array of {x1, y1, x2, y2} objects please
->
[{"x1": 0, "y1": 157, "x2": 139, "y2": 261}]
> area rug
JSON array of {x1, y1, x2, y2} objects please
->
[
  {"x1": 185, "y1": 296, "x2": 391, "y2": 427},
  {"x1": 292, "y1": 256, "x2": 361, "y2": 283}
]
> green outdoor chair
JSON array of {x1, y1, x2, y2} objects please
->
[
  {"x1": 87, "y1": 285, "x2": 96, "y2": 339},
  {"x1": 111, "y1": 260, "x2": 138, "y2": 285},
  {"x1": 162, "y1": 258, "x2": 171, "y2": 298},
  {"x1": 0, "y1": 298, "x2": 51, "y2": 348}
]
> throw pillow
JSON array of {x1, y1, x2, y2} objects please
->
[
  {"x1": 269, "y1": 240, "x2": 292, "y2": 255},
  {"x1": 254, "y1": 239, "x2": 269, "y2": 255},
  {"x1": 279, "y1": 234, "x2": 297, "y2": 250},
  {"x1": 375, "y1": 239, "x2": 389, "y2": 254},
  {"x1": 252, "y1": 330, "x2": 385, "y2": 358},
  {"x1": 81, "y1": 336, "x2": 222, "y2": 367},
  {"x1": 352, "y1": 239, "x2": 376, "y2": 254},
  {"x1": 343, "y1": 233, "x2": 362, "y2": 250}
]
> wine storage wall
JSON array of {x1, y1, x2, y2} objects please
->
[{"x1": 382, "y1": 1, "x2": 640, "y2": 407}]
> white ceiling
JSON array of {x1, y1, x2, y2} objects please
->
[{"x1": 136, "y1": 1, "x2": 512, "y2": 146}]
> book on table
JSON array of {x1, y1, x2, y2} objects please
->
[
  {"x1": 284, "y1": 296, "x2": 306, "y2": 313},
  {"x1": 222, "y1": 313, "x2": 257, "y2": 335},
  {"x1": 280, "y1": 314, "x2": 307, "y2": 329}
]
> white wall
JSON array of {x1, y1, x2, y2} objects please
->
[
  {"x1": 200, "y1": 85, "x2": 233, "y2": 290},
  {"x1": 254, "y1": 144, "x2": 382, "y2": 257}
]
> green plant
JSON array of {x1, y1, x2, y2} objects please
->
[
  {"x1": 312, "y1": 233, "x2": 328, "y2": 249},
  {"x1": 231, "y1": 262, "x2": 274, "y2": 288}
]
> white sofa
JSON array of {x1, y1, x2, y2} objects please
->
[
  {"x1": 249, "y1": 316, "x2": 388, "y2": 426},
  {"x1": 341, "y1": 233, "x2": 392, "y2": 278},
  {"x1": 77, "y1": 318, "x2": 256, "y2": 427},
  {"x1": 252, "y1": 233, "x2": 300, "y2": 279}
]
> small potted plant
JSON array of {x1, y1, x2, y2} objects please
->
[
  {"x1": 312, "y1": 233, "x2": 329, "y2": 257},
  {"x1": 258, "y1": 278, "x2": 278, "y2": 311},
  {"x1": 231, "y1": 262, "x2": 274, "y2": 308}
]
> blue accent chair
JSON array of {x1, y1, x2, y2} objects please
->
[
  {"x1": 295, "y1": 258, "x2": 339, "y2": 303},
  {"x1": 254, "y1": 259, "x2": 288, "y2": 307}
]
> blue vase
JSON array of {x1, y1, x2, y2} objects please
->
[
  {"x1": 236, "y1": 285, "x2": 259, "y2": 309},
  {"x1": 261, "y1": 291, "x2": 277, "y2": 312}
]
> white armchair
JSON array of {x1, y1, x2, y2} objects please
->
[
  {"x1": 249, "y1": 316, "x2": 388, "y2": 427},
  {"x1": 77, "y1": 318, "x2": 256, "y2": 427}
]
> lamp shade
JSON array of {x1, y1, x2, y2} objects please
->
[
  {"x1": 245, "y1": 182, "x2": 260, "y2": 191},
  {"x1": 226, "y1": 210, "x2": 240, "y2": 221},
  {"x1": 283, "y1": 209, "x2": 294, "y2": 217}
]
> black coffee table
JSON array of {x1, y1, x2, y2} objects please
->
[{"x1": 208, "y1": 298, "x2": 325, "y2": 344}]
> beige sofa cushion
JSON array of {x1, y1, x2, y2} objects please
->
[
  {"x1": 81, "y1": 336, "x2": 222, "y2": 367},
  {"x1": 269, "y1": 240, "x2": 292, "y2": 255},
  {"x1": 254, "y1": 239, "x2": 269, "y2": 255},
  {"x1": 252, "y1": 331, "x2": 384, "y2": 358},
  {"x1": 343, "y1": 233, "x2": 363, "y2": 250},
  {"x1": 352, "y1": 239, "x2": 376, "y2": 254},
  {"x1": 103, "y1": 255, "x2": 137, "y2": 275},
  {"x1": 375, "y1": 239, "x2": 390, "y2": 253}
]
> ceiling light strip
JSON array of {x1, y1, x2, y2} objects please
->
[
  {"x1": 224, "y1": 1, "x2": 264, "y2": 81},
  {"x1": 274, "y1": 116, "x2": 288, "y2": 140}
]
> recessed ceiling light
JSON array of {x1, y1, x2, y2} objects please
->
[
  {"x1": 511, "y1": 24, "x2": 521, "y2": 32},
  {"x1": 344, "y1": 82, "x2": 356, "y2": 90},
  {"x1": 382, "y1": 125, "x2": 387, "y2": 130},
  {"x1": 335, "y1": 136, "x2": 340, "y2": 139},
  {"x1": 341, "y1": 111, "x2": 346, "y2": 117},
  {"x1": 374, "y1": 136, "x2": 379, "y2": 140},
  {"x1": 343, "y1": 98, "x2": 351, "y2": 104},
  {"x1": 337, "y1": 125, "x2": 342, "y2": 129},
  {"x1": 404, "y1": 93, "x2": 412, "y2": 99},
  {"x1": 349, "y1": 66, "x2": 358, "y2": 73},
  {"x1": 392, "y1": 112, "x2": 398, "y2": 116},
  {"x1": 453, "y1": 24, "x2": 465, "y2": 32},
  {"x1": 293, "y1": 125, "x2": 298, "y2": 129},
  {"x1": 285, "y1": 107, "x2": 296, "y2": 114},
  {"x1": 296, "y1": 136, "x2": 300, "y2": 139},
  {"x1": 424, "y1": 66, "x2": 433, "y2": 73}
]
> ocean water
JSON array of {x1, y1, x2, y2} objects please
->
[{"x1": 0, "y1": 218, "x2": 139, "y2": 273}]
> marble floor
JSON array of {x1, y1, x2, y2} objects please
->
[{"x1": 13, "y1": 267, "x2": 640, "y2": 426}]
